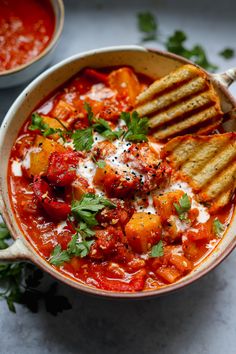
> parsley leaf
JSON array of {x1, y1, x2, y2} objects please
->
[
  {"x1": 121, "y1": 111, "x2": 149, "y2": 142},
  {"x1": 137, "y1": 12, "x2": 157, "y2": 41},
  {"x1": 213, "y1": 218, "x2": 225, "y2": 237},
  {"x1": 72, "y1": 127, "x2": 94, "y2": 151},
  {"x1": 219, "y1": 48, "x2": 235, "y2": 59},
  {"x1": 49, "y1": 245, "x2": 70, "y2": 266},
  {"x1": 93, "y1": 118, "x2": 123, "y2": 141},
  {"x1": 166, "y1": 31, "x2": 218, "y2": 72},
  {"x1": 150, "y1": 240, "x2": 164, "y2": 258},
  {"x1": 96, "y1": 160, "x2": 106, "y2": 168},
  {"x1": 174, "y1": 193, "x2": 191, "y2": 221},
  {"x1": 68, "y1": 234, "x2": 94, "y2": 258},
  {"x1": 84, "y1": 101, "x2": 94, "y2": 124},
  {"x1": 71, "y1": 193, "x2": 116, "y2": 227},
  {"x1": 0, "y1": 218, "x2": 71, "y2": 314},
  {"x1": 28, "y1": 113, "x2": 66, "y2": 138},
  {"x1": 0, "y1": 222, "x2": 11, "y2": 249}
]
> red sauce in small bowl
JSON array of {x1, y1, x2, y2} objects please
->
[{"x1": 0, "y1": 0, "x2": 55, "y2": 72}]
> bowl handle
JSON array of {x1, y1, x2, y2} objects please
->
[
  {"x1": 213, "y1": 68, "x2": 236, "y2": 87},
  {"x1": 0, "y1": 238, "x2": 32, "y2": 262},
  {"x1": 0, "y1": 193, "x2": 32, "y2": 262}
]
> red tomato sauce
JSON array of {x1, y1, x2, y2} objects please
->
[
  {"x1": 0, "y1": 0, "x2": 55, "y2": 72},
  {"x1": 8, "y1": 66, "x2": 234, "y2": 292}
]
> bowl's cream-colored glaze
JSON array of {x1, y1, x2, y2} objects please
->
[
  {"x1": 0, "y1": 45, "x2": 236, "y2": 298},
  {"x1": 0, "y1": 0, "x2": 64, "y2": 88}
]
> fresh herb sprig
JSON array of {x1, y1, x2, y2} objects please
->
[
  {"x1": 0, "y1": 219, "x2": 71, "y2": 314},
  {"x1": 50, "y1": 193, "x2": 116, "y2": 266},
  {"x1": 174, "y1": 193, "x2": 191, "y2": 221},
  {"x1": 121, "y1": 111, "x2": 149, "y2": 142},
  {"x1": 213, "y1": 218, "x2": 225, "y2": 237},
  {"x1": 28, "y1": 113, "x2": 68, "y2": 138},
  {"x1": 137, "y1": 11, "x2": 158, "y2": 42},
  {"x1": 137, "y1": 11, "x2": 235, "y2": 72}
]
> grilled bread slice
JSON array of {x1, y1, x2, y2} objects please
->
[
  {"x1": 163, "y1": 133, "x2": 236, "y2": 212},
  {"x1": 135, "y1": 64, "x2": 223, "y2": 140}
]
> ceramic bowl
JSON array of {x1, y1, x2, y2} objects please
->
[
  {"x1": 0, "y1": 0, "x2": 64, "y2": 89},
  {"x1": 0, "y1": 45, "x2": 236, "y2": 298}
]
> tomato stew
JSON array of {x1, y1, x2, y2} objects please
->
[
  {"x1": 8, "y1": 66, "x2": 234, "y2": 292},
  {"x1": 0, "y1": 0, "x2": 55, "y2": 72}
]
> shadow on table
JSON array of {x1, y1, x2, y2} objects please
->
[{"x1": 38, "y1": 268, "x2": 227, "y2": 354}]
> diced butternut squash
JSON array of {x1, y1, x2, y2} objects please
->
[
  {"x1": 29, "y1": 135, "x2": 65, "y2": 176},
  {"x1": 153, "y1": 190, "x2": 185, "y2": 223},
  {"x1": 156, "y1": 266, "x2": 181, "y2": 284},
  {"x1": 125, "y1": 212, "x2": 162, "y2": 253},
  {"x1": 108, "y1": 67, "x2": 141, "y2": 105},
  {"x1": 93, "y1": 164, "x2": 112, "y2": 186},
  {"x1": 169, "y1": 254, "x2": 193, "y2": 273},
  {"x1": 51, "y1": 100, "x2": 76, "y2": 120}
]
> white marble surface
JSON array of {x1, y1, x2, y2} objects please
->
[{"x1": 1, "y1": 0, "x2": 236, "y2": 353}]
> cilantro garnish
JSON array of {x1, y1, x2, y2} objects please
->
[
  {"x1": 121, "y1": 111, "x2": 149, "y2": 142},
  {"x1": 0, "y1": 218, "x2": 71, "y2": 314},
  {"x1": 213, "y1": 218, "x2": 225, "y2": 238},
  {"x1": 150, "y1": 240, "x2": 164, "y2": 258},
  {"x1": 96, "y1": 160, "x2": 106, "y2": 168},
  {"x1": 71, "y1": 193, "x2": 116, "y2": 227},
  {"x1": 137, "y1": 11, "x2": 157, "y2": 41},
  {"x1": 174, "y1": 193, "x2": 191, "y2": 221},
  {"x1": 219, "y1": 48, "x2": 235, "y2": 59}
]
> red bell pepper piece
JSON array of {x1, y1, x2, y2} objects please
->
[
  {"x1": 33, "y1": 176, "x2": 71, "y2": 220},
  {"x1": 47, "y1": 151, "x2": 80, "y2": 187}
]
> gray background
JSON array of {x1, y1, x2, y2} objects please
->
[{"x1": 1, "y1": 1, "x2": 236, "y2": 353}]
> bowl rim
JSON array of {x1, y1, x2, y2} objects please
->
[
  {"x1": 0, "y1": 0, "x2": 64, "y2": 77},
  {"x1": 1, "y1": 44, "x2": 236, "y2": 299}
]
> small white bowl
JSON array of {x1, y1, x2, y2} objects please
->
[{"x1": 0, "y1": 0, "x2": 64, "y2": 89}]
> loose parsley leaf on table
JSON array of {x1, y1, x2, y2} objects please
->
[
  {"x1": 0, "y1": 219, "x2": 71, "y2": 314},
  {"x1": 174, "y1": 193, "x2": 191, "y2": 221},
  {"x1": 137, "y1": 11, "x2": 158, "y2": 41},
  {"x1": 150, "y1": 240, "x2": 164, "y2": 258},
  {"x1": 219, "y1": 48, "x2": 235, "y2": 59},
  {"x1": 165, "y1": 31, "x2": 218, "y2": 72},
  {"x1": 213, "y1": 218, "x2": 225, "y2": 237},
  {"x1": 121, "y1": 111, "x2": 149, "y2": 142}
]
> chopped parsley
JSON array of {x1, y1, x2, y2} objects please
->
[
  {"x1": 121, "y1": 111, "x2": 149, "y2": 142},
  {"x1": 213, "y1": 218, "x2": 225, "y2": 237},
  {"x1": 28, "y1": 113, "x2": 69, "y2": 139},
  {"x1": 174, "y1": 193, "x2": 191, "y2": 221},
  {"x1": 71, "y1": 193, "x2": 116, "y2": 227},
  {"x1": 219, "y1": 48, "x2": 235, "y2": 59},
  {"x1": 150, "y1": 240, "x2": 164, "y2": 258},
  {"x1": 67, "y1": 235, "x2": 94, "y2": 258},
  {"x1": 93, "y1": 118, "x2": 123, "y2": 141},
  {"x1": 137, "y1": 11, "x2": 158, "y2": 41},
  {"x1": 49, "y1": 245, "x2": 71, "y2": 266},
  {"x1": 72, "y1": 127, "x2": 94, "y2": 151}
]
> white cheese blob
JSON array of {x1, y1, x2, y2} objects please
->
[{"x1": 11, "y1": 160, "x2": 22, "y2": 177}]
